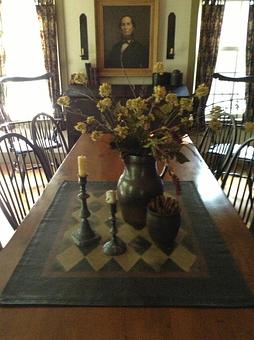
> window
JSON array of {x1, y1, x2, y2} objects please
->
[
  {"x1": 1, "y1": 0, "x2": 53, "y2": 121},
  {"x1": 206, "y1": 0, "x2": 249, "y2": 119}
]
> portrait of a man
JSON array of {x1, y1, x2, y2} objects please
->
[
  {"x1": 103, "y1": 6, "x2": 150, "y2": 69},
  {"x1": 95, "y1": 0, "x2": 158, "y2": 76},
  {"x1": 105, "y1": 14, "x2": 148, "y2": 68}
]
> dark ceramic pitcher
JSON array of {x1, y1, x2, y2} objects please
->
[{"x1": 117, "y1": 155, "x2": 166, "y2": 229}]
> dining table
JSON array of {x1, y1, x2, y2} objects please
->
[{"x1": 1, "y1": 133, "x2": 254, "y2": 340}]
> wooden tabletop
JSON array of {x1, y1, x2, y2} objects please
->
[{"x1": 1, "y1": 134, "x2": 254, "y2": 340}]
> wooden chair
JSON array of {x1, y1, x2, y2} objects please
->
[
  {"x1": 221, "y1": 137, "x2": 254, "y2": 229},
  {"x1": 0, "y1": 133, "x2": 52, "y2": 230},
  {"x1": 32, "y1": 113, "x2": 69, "y2": 176},
  {"x1": 198, "y1": 113, "x2": 237, "y2": 179}
]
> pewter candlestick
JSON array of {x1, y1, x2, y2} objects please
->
[
  {"x1": 103, "y1": 201, "x2": 126, "y2": 256},
  {"x1": 72, "y1": 176, "x2": 100, "y2": 247}
]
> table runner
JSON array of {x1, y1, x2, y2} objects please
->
[{"x1": 1, "y1": 181, "x2": 254, "y2": 307}]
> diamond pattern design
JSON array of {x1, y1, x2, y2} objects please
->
[
  {"x1": 129, "y1": 236, "x2": 152, "y2": 255},
  {"x1": 53, "y1": 187, "x2": 198, "y2": 274}
]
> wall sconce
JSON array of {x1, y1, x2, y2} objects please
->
[
  {"x1": 80, "y1": 13, "x2": 89, "y2": 60},
  {"x1": 167, "y1": 12, "x2": 176, "y2": 59}
]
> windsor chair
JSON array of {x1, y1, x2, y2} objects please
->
[
  {"x1": 221, "y1": 137, "x2": 254, "y2": 229},
  {"x1": 0, "y1": 133, "x2": 52, "y2": 230},
  {"x1": 32, "y1": 113, "x2": 69, "y2": 176}
]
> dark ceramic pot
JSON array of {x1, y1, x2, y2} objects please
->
[
  {"x1": 152, "y1": 72, "x2": 171, "y2": 88},
  {"x1": 117, "y1": 155, "x2": 165, "y2": 229},
  {"x1": 147, "y1": 208, "x2": 181, "y2": 251}
]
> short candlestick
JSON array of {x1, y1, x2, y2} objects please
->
[{"x1": 103, "y1": 202, "x2": 126, "y2": 256}]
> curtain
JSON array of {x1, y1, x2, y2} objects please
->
[
  {"x1": 0, "y1": 0, "x2": 7, "y2": 122},
  {"x1": 35, "y1": 0, "x2": 60, "y2": 105},
  {"x1": 195, "y1": 0, "x2": 225, "y2": 128},
  {"x1": 245, "y1": 0, "x2": 254, "y2": 121}
]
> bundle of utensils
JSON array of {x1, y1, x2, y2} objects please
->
[{"x1": 148, "y1": 195, "x2": 180, "y2": 216}]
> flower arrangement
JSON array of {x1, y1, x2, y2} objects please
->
[
  {"x1": 153, "y1": 62, "x2": 165, "y2": 74},
  {"x1": 57, "y1": 81, "x2": 209, "y2": 164},
  {"x1": 70, "y1": 72, "x2": 87, "y2": 85}
]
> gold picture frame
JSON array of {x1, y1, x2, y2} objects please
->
[{"x1": 95, "y1": 0, "x2": 159, "y2": 77}]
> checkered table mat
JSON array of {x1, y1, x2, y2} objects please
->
[{"x1": 54, "y1": 188, "x2": 198, "y2": 274}]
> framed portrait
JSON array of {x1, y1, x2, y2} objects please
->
[{"x1": 95, "y1": 0, "x2": 159, "y2": 77}]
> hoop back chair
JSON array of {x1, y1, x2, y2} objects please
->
[
  {"x1": 0, "y1": 133, "x2": 52, "y2": 230},
  {"x1": 198, "y1": 113, "x2": 237, "y2": 179},
  {"x1": 32, "y1": 113, "x2": 69, "y2": 175},
  {"x1": 221, "y1": 137, "x2": 254, "y2": 230}
]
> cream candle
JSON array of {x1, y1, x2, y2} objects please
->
[
  {"x1": 78, "y1": 155, "x2": 87, "y2": 177},
  {"x1": 105, "y1": 190, "x2": 117, "y2": 204}
]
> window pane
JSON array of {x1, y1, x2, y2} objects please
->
[{"x1": 206, "y1": 1, "x2": 249, "y2": 119}]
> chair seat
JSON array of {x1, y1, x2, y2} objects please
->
[
  {"x1": 208, "y1": 143, "x2": 231, "y2": 155},
  {"x1": 232, "y1": 143, "x2": 254, "y2": 160},
  {"x1": 12, "y1": 139, "x2": 34, "y2": 154},
  {"x1": 36, "y1": 138, "x2": 62, "y2": 150}
]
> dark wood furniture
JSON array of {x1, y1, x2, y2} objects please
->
[
  {"x1": 1, "y1": 134, "x2": 254, "y2": 339},
  {"x1": 65, "y1": 84, "x2": 189, "y2": 149},
  {"x1": 198, "y1": 112, "x2": 237, "y2": 179},
  {"x1": 221, "y1": 136, "x2": 254, "y2": 228},
  {"x1": 32, "y1": 112, "x2": 69, "y2": 176},
  {"x1": 0, "y1": 132, "x2": 51, "y2": 230}
]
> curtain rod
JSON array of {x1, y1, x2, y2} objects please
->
[
  {"x1": 202, "y1": 0, "x2": 225, "y2": 4},
  {"x1": 34, "y1": 0, "x2": 55, "y2": 5}
]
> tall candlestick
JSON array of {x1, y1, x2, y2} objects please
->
[{"x1": 78, "y1": 155, "x2": 87, "y2": 177}]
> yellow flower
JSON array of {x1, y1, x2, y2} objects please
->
[
  {"x1": 210, "y1": 106, "x2": 224, "y2": 118},
  {"x1": 57, "y1": 95, "x2": 70, "y2": 107},
  {"x1": 126, "y1": 97, "x2": 147, "y2": 112},
  {"x1": 113, "y1": 125, "x2": 129, "y2": 139},
  {"x1": 195, "y1": 83, "x2": 209, "y2": 98},
  {"x1": 163, "y1": 133, "x2": 173, "y2": 144},
  {"x1": 117, "y1": 105, "x2": 129, "y2": 118},
  {"x1": 153, "y1": 62, "x2": 164, "y2": 74},
  {"x1": 181, "y1": 117, "x2": 193, "y2": 127},
  {"x1": 208, "y1": 118, "x2": 222, "y2": 131},
  {"x1": 70, "y1": 72, "x2": 87, "y2": 85},
  {"x1": 96, "y1": 98, "x2": 112, "y2": 112},
  {"x1": 86, "y1": 116, "x2": 96, "y2": 124},
  {"x1": 180, "y1": 98, "x2": 193, "y2": 112},
  {"x1": 90, "y1": 131, "x2": 103, "y2": 141},
  {"x1": 153, "y1": 86, "x2": 167, "y2": 103},
  {"x1": 74, "y1": 122, "x2": 87, "y2": 134},
  {"x1": 165, "y1": 93, "x2": 178, "y2": 106},
  {"x1": 244, "y1": 121, "x2": 254, "y2": 132},
  {"x1": 66, "y1": 81, "x2": 208, "y2": 164},
  {"x1": 99, "y1": 83, "x2": 112, "y2": 97}
]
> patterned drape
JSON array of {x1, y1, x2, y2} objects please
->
[
  {"x1": 35, "y1": 0, "x2": 60, "y2": 105},
  {"x1": 195, "y1": 0, "x2": 225, "y2": 127},
  {"x1": 0, "y1": 0, "x2": 6, "y2": 122},
  {"x1": 245, "y1": 1, "x2": 254, "y2": 121}
]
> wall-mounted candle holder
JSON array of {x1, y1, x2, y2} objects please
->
[
  {"x1": 80, "y1": 13, "x2": 89, "y2": 60},
  {"x1": 167, "y1": 12, "x2": 176, "y2": 59}
]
